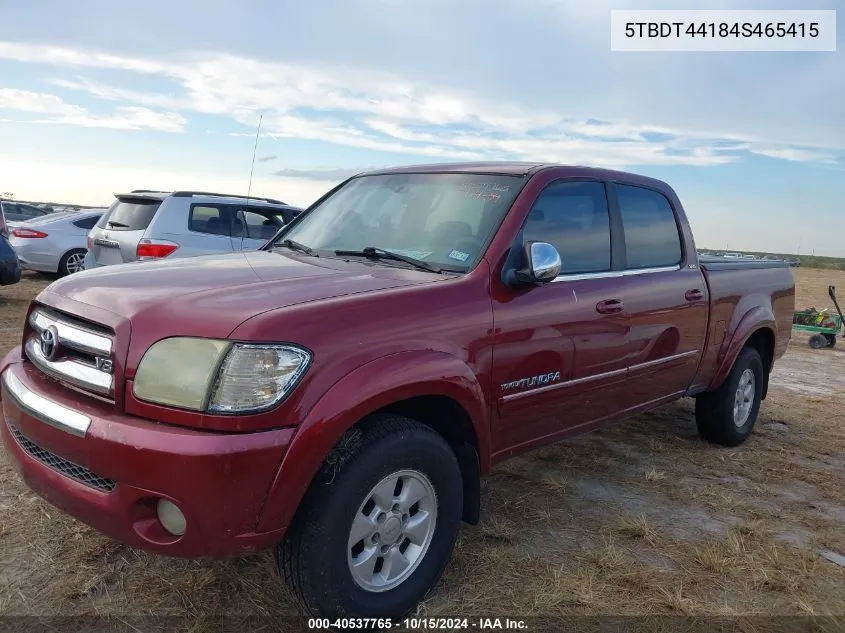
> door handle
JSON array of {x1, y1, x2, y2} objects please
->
[
  {"x1": 684, "y1": 289, "x2": 704, "y2": 302},
  {"x1": 596, "y1": 299, "x2": 624, "y2": 314}
]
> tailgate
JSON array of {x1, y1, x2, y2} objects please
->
[
  {"x1": 90, "y1": 197, "x2": 162, "y2": 265},
  {"x1": 91, "y1": 229, "x2": 146, "y2": 265}
]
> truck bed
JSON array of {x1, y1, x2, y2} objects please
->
[
  {"x1": 688, "y1": 256, "x2": 795, "y2": 395},
  {"x1": 699, "y1": 256, "x2": 791, "y2": 271}
]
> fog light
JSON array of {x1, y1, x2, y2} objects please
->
[{"x1": 156, "y1": 499, "x2": 186, "y2": 536}]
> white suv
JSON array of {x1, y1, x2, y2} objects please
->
[{"x1": 84, "y1": 190, "x2": 303, "y2": 269}]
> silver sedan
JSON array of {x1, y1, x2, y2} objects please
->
[{"x1": 9, "y1": 210, "x2": 104, "y2": 276}]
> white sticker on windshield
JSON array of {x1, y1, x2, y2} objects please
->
[
  {"x1": 448, "y1": 249, "x2": 470, "y2": 262},
  {"x1": 391, "y1": 249, "x2": 433, "y2": 260}
]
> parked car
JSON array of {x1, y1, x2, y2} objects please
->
[
  {"x1": 9, "y1": 209, "x2": 105, "y2": 276},
  {"x1": 0, "y1": 199, "x2": 55, "y2": 224},
  {"x1": 0, "y1": 210, "x2": 21, "y2": 286},
  {"x1": 0, "y1": 163, "x2": 796, "y2": 619},
  {"x1": 84, "y1": 190, "x2": 303, "y2": 269}
]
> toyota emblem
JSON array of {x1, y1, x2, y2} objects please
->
[{"x1": 40, "y1": 326, "x2": 58, "y2": 361}]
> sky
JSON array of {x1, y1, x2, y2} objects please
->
[{"x1": 0, "y1": 0, "x2": 842, "y2": 255}]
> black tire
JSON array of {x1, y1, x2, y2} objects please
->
[
  {"x1": 695, "y1": 346, "x2": 764, "y2": 447},
  {"x1": 824, "y1": 334, "x2": 837, "y2": 348},
  {"x1": 58, "y1": 248, "x2": 87, "y2": 276},
  {"x1": 278, "y1": 414, "x2": 463, "y2": 619},
  {"x1": 809, "y1": 334, "x2": 828, "y2": 349}
]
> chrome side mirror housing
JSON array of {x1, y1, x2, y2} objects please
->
[
  {"x1": 503, "y1": 240, "x2": 562, "y2": 287},
  {"x1": 528, "y1": 241, "x2": 561, "y2": 282}
]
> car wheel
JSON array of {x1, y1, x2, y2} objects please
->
[
  {"x1": 695, "y1": 346, "x2": 764, "y2": 447},
  {"x1": 59, "y1": 249, "x2": 87, "y2": 276},
  {"x1": 278, "y1": 414, "x2": 463, "y2": 619}
]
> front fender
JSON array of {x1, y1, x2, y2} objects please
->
[
  {"x1": 707, "y1": 305, "x2": 775, "y2": 391},
  {"x1": 255, "y1": 350, "x2": 490, "y2": 534}
]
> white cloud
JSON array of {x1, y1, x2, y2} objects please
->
[
  {"x1": 47, "y1": 78, "x2": 185, "y2": 110},
  {"x1": 0, "y1": 41, "x2": 167, "y2": 75},
  {"x1": 748, "y1": 146, "x2": 838, "y2": 164},
  {"x1": 0, "y1": 41, "x2": 840, "y2": 168},
  {"x1": 0, "y1": 87, "x2": 186, "y2": 132},
  {"x1": 0, "y1": 88, "x2": 85, "y2": 116},
  {"x1": 273, "y1": 167, "x2": 370, "y2": 181},
  {"x1": 38, "y1": 106, "x2": 187, "y2": 133}
]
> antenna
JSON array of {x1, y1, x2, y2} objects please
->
[{"x1": 238, "y1": 114, "x2": 263, "y2": 252}]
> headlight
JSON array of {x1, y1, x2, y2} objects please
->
[
  {"x1": 134, "y1": 338, "x2": 230, "y2": 410},
  {"x1": 208, "y1": 344, "x2": 311, "y2": 413},
  {"x1": 133, "y1": 338, "x2": 311, "y2": 413}
]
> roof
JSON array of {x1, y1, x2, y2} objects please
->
[
  {"x1": 113, "y1": 190, "x2": 295, "y2": 207},
  {"x1": 362, "y1": 162, "x2": 546, "y2": 176},
  {"x1": 358, "y1": 162, "x2": 667, "y2": 187}
]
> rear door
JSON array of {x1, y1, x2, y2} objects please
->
[
  {"x1": 614, "y1": 183, "x2": 708, "y2": 408},
  {"x1": 176, "y1": 203, "x2": 237, "y2": 256},
  {"x1": 88, "y1": 196, "x2": 162, "y2": 265}
]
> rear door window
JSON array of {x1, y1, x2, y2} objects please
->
[
  {"x1": 616, "y1": 185, "x2": 682, "y2": 269},
  {"x1": 98, "y1": 199, "x2": 162, "y2": 231},
  {"x1": 189, "y1": 204, "x2": 235, "y2": 236}
]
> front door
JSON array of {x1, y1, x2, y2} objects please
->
[{"x1": 491, "y1": 180, "x2": 631, "y2": 456}]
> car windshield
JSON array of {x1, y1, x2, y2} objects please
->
[{"x1": 275, "y1": 173, "x2": 525, "y2": 272}]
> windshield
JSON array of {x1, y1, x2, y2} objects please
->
[{"x1": 275, "y1": 173, "x2": 525, "y2": 272}]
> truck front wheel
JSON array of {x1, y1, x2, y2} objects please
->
[
  {"x1": 278, "y1": 414, "x2": 463, "y2": 619},
  {"x1": 695, "y1": 346, "x2": 764, "y2": 447}
]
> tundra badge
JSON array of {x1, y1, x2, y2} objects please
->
[{"x1": 501, "y1": 371, "x2": 561, "y2": 391}]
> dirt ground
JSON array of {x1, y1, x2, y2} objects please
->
[{"x1": 0, "y1": 268, "x2": 844, "y2": 629}]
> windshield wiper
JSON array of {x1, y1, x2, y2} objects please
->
[
  {"x1": 107, "y1": 220, "x2": 129, "y2": 228},
  {"x1": 277, "y1": 238, "x2": 317, "y2": 257},
  {"x1": 334, "y1": 246, "x2": 442, "y2": 273}
]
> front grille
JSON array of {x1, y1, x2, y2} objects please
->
[
  {"x1": 8, "y1": 422, "x2": 116, "y2": 493},
  {"x1": 26, "y1": 306, "x2": 116, "y2": 400}
]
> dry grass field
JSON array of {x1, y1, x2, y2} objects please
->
[{"x1": 1, "y1": 268, "x2": 844, "y2": 631}]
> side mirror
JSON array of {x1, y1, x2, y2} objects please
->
[
  {"x1": 528, "y1": 241, "x2": 562, "y2": 281},
  {"x1": 505, "y1": 240, "x2": 561, "y2": 287}
]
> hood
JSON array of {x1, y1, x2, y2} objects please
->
[{"x1": 40, "y1": 250, "x2": 442, "y2": 337}]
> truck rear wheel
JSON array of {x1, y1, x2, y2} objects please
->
[
  {"x1": 278, "y1": 414, "x2": 463, "y2": 619},
  {"x1": 695, "y1": 346, "x2": 764, "y2": 447}
]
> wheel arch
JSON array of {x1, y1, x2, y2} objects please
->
[
  {"x1": 708, "y1": 308, "x2": 776, "y2": 399},
  {"x1": 378, "y1": 395, "x2": 482, "y2": 525},
  {"x1": 256, "y1": 350, "x2": 490, "y2": 535}
]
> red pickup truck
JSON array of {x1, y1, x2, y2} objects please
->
[{"x1": 1, "y1": 163, "x2": 794, "y2": 619}]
